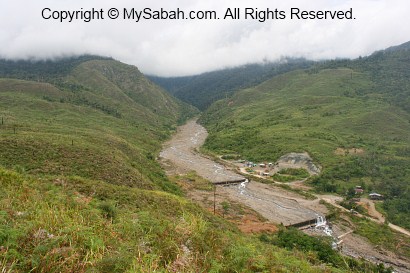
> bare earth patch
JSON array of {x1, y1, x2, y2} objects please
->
[{"x1": 235, "y1": 214, "x2": 278, "y2": 233}]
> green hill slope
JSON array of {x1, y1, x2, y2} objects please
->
[
  {"x1": 0, "y1": 57, "x2": 197, "y2": 192},
  {"x1": 322, "y1": 42, "x2": 410, "y2": 114},
  {"x1": 200, "y1": 45, "x2": 410, "y2": 229}
]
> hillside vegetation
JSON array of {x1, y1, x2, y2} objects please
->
[
  {"x1": 0, "y1": 57, "x2": 390, "y2": 272},
  {"x1": 0, "y1": 57, "x2": 197, "y2": 193},
  {"x1": 200, "y1": 43, "x2": 410, "y2": 229},
  {"x1": 148, "y1": 58, "x2": 314, "y2": 110}
]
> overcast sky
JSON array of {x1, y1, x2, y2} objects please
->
[{"x1": 0, "y1": 0, "x2": 409, "y2": 76}]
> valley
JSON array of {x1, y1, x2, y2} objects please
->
[
  {"x1": 1, "y1": 41, "x2": 410, "y2": 272},
  {"x1": 3, "y1": 56, "x2": 370, "y2": 273},
  {"x1": 3, "y1": 1, "x2": 410, "y2": 271}
]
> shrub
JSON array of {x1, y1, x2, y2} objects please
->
[{"x1": 98, "y1": 201, "x2": 117, "y2": 220}]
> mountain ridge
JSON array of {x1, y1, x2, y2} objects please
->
[{"x1": 0, "y1": 56, "x2": 197, "y2": 192}]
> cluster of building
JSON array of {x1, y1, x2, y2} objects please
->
[
  {"x1": 244, "y1": 161, "x2": 275, "y2": 168},
  {"x1": 354, "y1": 186, "x2": 384, "y2": 200},
  {"x1": 243, "y1": 161, "x2": 277, "y2": 176}
]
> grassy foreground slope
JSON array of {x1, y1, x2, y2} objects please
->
[
  {"x1": 0, "y1": 57, "x2": 197, "y2": 192},
  {"x1": 0, "y1": 168, "x2": 392, "y2": 272},
  {"x1": 200, "y1": 46, "x2": 410, "y2": 229}
]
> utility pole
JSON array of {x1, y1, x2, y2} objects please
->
[{"x1": 213, "y1": 185, "x2": 216, "y2": 215}]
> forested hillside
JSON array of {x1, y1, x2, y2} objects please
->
[{"x1": 148, "y1": 58, "x2": 314, "y2": 110}]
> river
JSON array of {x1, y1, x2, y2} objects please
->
[
  {"x1": 160, "y1": 119, "x2": 327, "y2": 226},
  {"x1": 160, "y1": 119, "x2": 244, "y2": 183}
]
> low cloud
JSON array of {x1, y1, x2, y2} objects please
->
[{"x1": 1, "y1": 0, "x2": 409, "y2": 76}]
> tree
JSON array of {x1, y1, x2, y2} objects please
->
[
  {"x1": 346, "y1": 187, "x2": 356, "y2": 200},
  {"x1": 221, "y1": 201, "x2": 230, "y2": 218}
]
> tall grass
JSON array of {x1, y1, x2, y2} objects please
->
[{"x1": 0, "y1": 167, "x2": 355, "y2": 272}]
